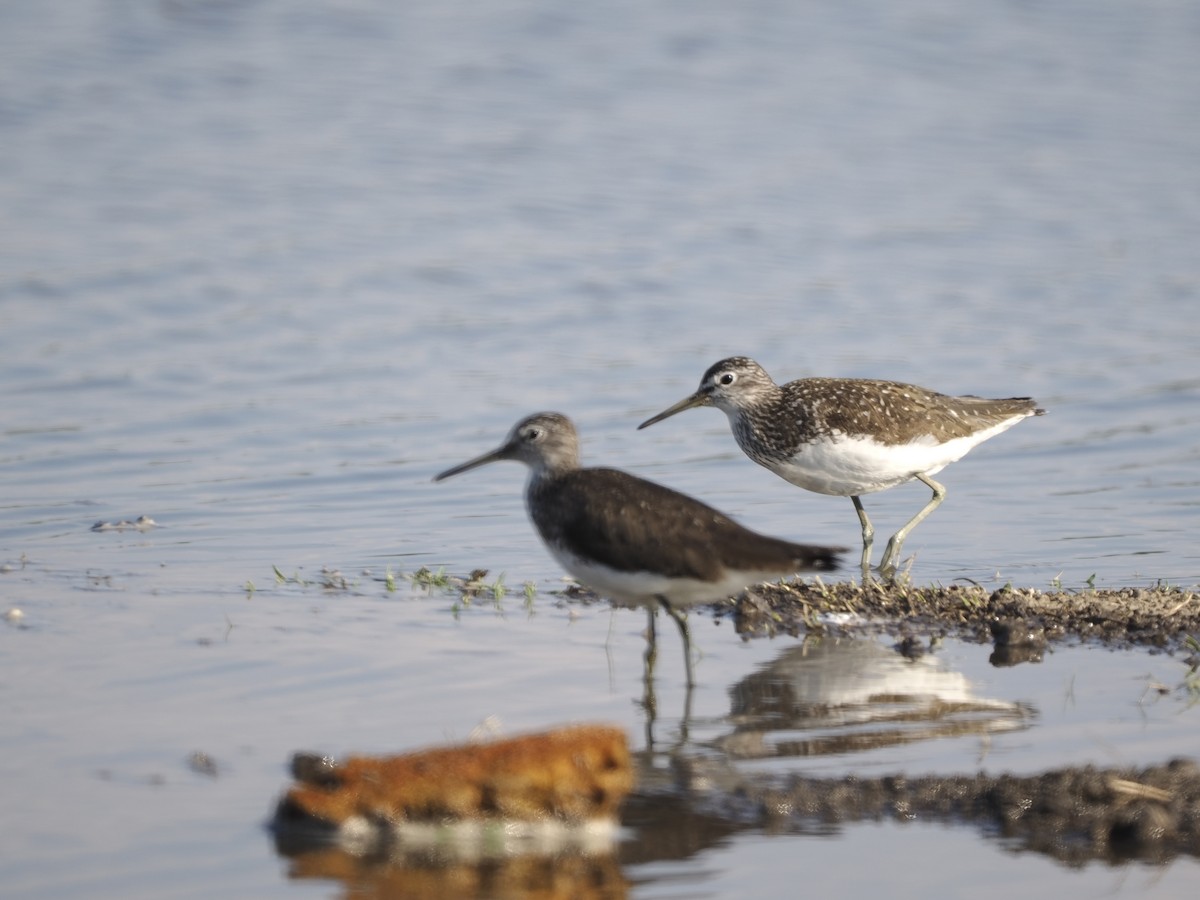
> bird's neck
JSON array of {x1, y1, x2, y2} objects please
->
[
  {"x1": 728, "y1": 392, "x2": 796, "y2": 461},
  {"x1": 525, "y1": 462, "x2": 573, "y2": 495}
]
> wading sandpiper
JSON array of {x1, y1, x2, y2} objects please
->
[
  {"x1": 639, "y1": 358, "x2": 1044, "y2": 577},
  {"x1": 435, "y1": 412, "x2": 844, "y2": 684}
]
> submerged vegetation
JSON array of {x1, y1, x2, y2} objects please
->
[{"x1": 265, "y1": 563, "x2": 533, "y2": 611}]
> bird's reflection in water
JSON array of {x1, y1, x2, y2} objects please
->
[{"x1": 716, "y1": 636, "x2": 1033, "y2": 762}]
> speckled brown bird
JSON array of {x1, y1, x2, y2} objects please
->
[
  {"x1": 434, "y1": 412, "x2": 844, "y2": 685},
  {"x1": 638, "y1": 357, "x2": 1045, "y2": 576}
]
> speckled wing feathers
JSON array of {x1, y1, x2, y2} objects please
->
[
  {"x1": 778, "y1": 378, "x2": 1043, "y2": 446},
  {"x1": 528, "y1": 468, "x2": 838, "y2": 581}
]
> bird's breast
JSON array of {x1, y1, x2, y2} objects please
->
[{"x1": 761, "y1": 433, "x2": 949, "y2": 495}]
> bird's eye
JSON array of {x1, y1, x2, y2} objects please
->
[
  {"x1": 526, "y1": 428, "x2": 542, "y2": 442},
  {"x1": 718, "y1": 372, "x2": 736, "y2": 386}
]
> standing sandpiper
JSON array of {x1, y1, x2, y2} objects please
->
[
  {"x1": 638, "y1": 358, "x2": 1045, "y2": 577},
  {"x1": 434, "y1": 412, "x2": 844, "y2": 685}
]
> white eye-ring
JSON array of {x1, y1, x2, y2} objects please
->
[
  {"x1": 717, "y1": 371, "x2": 736, "y2": 386},
  {"x1": 525, "y1": 427, "x2": 542, "y2": 441}
]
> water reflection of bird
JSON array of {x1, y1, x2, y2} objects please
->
[
  {"x1": 717, "y1": 638, "x2": 1031, "y2": 760},
  {"x1": 435, "y1": 412, "x2": 845, "y2": 685}
]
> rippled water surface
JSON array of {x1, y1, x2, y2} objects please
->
[{"x1": 3, "y1": 0, "x2": 1199, "y2": 897}]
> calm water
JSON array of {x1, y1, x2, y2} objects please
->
[{"x1": 2, "y1": 0, "x2": 1199, "y2": 897}]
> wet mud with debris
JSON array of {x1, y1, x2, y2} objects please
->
[{"x1": 727, "y1": 580, "x2": 1200, "y2": 657}]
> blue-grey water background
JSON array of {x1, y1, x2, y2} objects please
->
[{"x1": 2, "y1": 1, "x2": 1199, "y2": 897}]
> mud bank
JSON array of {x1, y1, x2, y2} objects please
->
[{"x1": 724, "y1": 581, "x2": 1200, "y2": 656}]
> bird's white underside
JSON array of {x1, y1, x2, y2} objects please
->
[
  {"x1": 544, "y1": 543, "x2": 793, "y2": 609},
  {"x1": 758, "y1": 415, "x2": 1031, "y2": 496}
]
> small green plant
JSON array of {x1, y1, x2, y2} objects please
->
[
  {"x1": 273, "y1": 565, "x2": 310, "y2": 586},
  {"x1": 1085, "y1": 573, "x2": 1096, "y2": 589},
  {"x1": 385, "y1": 567, "x2": 396, "y2": 592},
  {"x1": 411, "y1": 566, "x2": 451, "y2": 589},
  {"x1": 1182, "y1": 669, "x2": 1200, "y2": 702},
  {"x1": 244, "y1": 580, "x2": 256, "y2": 597},
  {"x1": 485, "y1": 572, "x2": 507, "y2": 607},
  {"x1": 962, "y1": 588, "x2": 987, "y2": 610}
]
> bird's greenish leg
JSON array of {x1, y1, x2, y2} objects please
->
[
  {"x1": 643, "y1": 606, "x2": 658, "y2": 683},
  {"x1": 659, "y1": 598, "x2": 695, "y2": 687},
  {"x1": 851, "y1": 495, "x2": 874, "y2": 578},
  {"x1": 880, "y1": 473, "x2": 946, "y2": 575}
]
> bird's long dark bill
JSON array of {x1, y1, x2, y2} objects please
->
[
  {"x1": 433, "y1": 446, "x2": 508, "y2": 482},
  {"x1": 637, "y1": 391, "x2": 710, "y2": 430}
]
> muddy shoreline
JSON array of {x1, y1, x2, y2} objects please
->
[
  {"x1": 719, "y1": 580, "x2": 1200, "y2": 658},
  {"x1": 553, "y1": 577, "x2": 1200, "y2": 659}
]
